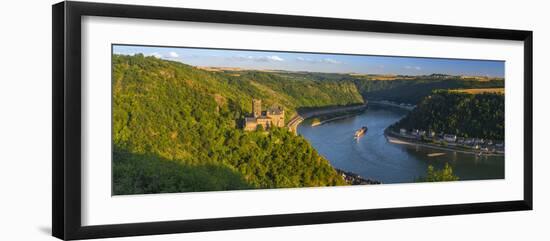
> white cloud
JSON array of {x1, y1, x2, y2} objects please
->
[
  {"x1": 296, "y1": 57, "x2": 342, "y2": 64},
  {"x1": 168, "y1": 51, "x2": 179, "y2": 58},
  {"x1": 322, "y1": 58, "x2": 341, "y2": 64},
  {"x1": 232, "y1": 55, "x2": 284, "y2": 62},
  {"x1": 146, "y1": 52, "x2": 162, "y2": 58},
  {"x1": 267, "y1": 55, "x2": 284, "y2": 62}
]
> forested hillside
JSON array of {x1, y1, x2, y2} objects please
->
[
  {"x1": 392, "y1": 90, "x2": 504, "y2": 140},
  {"x1": 352, "y1": 77, "x2": 504, "y2": 104},
  {"x1": 240, "y1": 71, "x2": 363, "y2": 118},
  {"x1": 112, "y1": 54, "x2": 355, "y2": 194},
  {"x1": 270, "y1": 72, "x2": 504, "y2": 105}
]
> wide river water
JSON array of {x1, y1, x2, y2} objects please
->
[{"x1": 297, "y1": 105, "x2": 504, "y2": 183}]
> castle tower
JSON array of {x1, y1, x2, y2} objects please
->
[
  {"x1": 266, "y1": 106, "x2": 285, "y2": 127},
  {"x1": 252, "y1": 99, "x2": 262, "y2": 117}
]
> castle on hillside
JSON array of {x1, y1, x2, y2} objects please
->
[{"x1": 244, "y1": 99, "x2": 285, "y2": 131}]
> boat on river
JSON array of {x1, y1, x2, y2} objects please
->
[{"x1": 354, "y1": 126, "x2": 368, "y2": 139}]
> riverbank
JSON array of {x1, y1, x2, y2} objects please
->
[
  {"x1": 311, "y1": 112, "x2": 363, "y2": 127},
  {"x1": 287, "y1": 104, "x2": 367, "y2": 132},
  {"x1": 385, "y1": 129, "x2": 504, "y2": 157},
  {"x1": 368, "y1": 100, "x2": 415, "y2": 111},
  {"x1": 335, "y1": 168, "x2": 381, "y2": 185}
]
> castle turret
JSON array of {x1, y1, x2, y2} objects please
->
[{"x1": 252, "y1": 99, "x2": 262, "y2": 118}]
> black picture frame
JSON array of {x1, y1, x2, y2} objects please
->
[{"x1": 52, "y1": 1, "x2": 533, "y2": 240}]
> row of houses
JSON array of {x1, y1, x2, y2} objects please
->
[{"x1": 398, "y1": 128, "x2": 504, "y2": 152}]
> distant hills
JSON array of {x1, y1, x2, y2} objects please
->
[
  {"x1": 202, "y1": 68, "x2": 505, "y2": 105},
  {"x1": 197, "y1": 66, "x2": 503, "y2": 82},
  {"x1": 351, "y1": 75, "x2": 504, "y2": 104}
]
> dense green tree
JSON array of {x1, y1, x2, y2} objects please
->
[
  {"x1": 113, "y1": 147, "x2": 252, "y2": 194},
  {"x1": 418, "y1": 163, "x2": 459, "y2": 182}
]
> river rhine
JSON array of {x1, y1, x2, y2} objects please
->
[{"x1": 297, "y1": 105, "x2": 505, "y2": 183}]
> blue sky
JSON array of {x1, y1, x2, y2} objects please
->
[{"x1": 113, "y1": 45, "x2": 504, "y2": 77}]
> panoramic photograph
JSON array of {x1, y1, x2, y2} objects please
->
[{"x1": 111, "y1": 44, "x2": 505, "y2": 195}]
